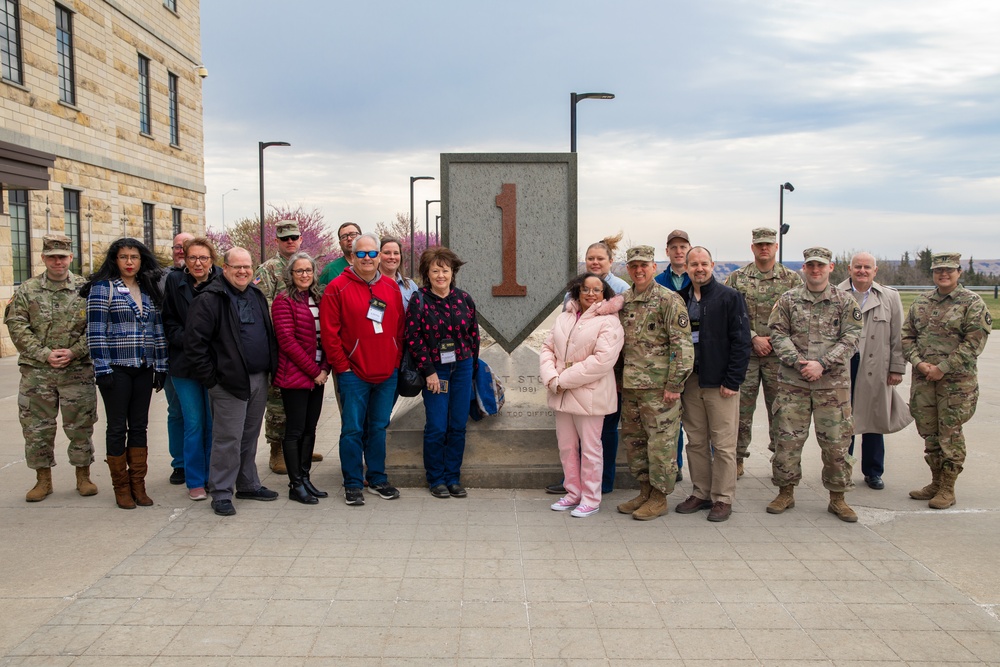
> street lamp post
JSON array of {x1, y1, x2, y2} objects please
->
[
  {"x1": 221, "y1": 188, "x2": 238, "y2": 232},
  {"x1": 409, "y1": 176, "x2": 434, "y2": 274},
  {"x1": 425, "y1": 199, "x2": 440, "y2": 250},
  {"x1": 778, "y1": 182, "x2": 794, "y2": 264},
  {"x1": 435, "y1": 215, "x2": 441, "y2": 240},
  {"x1": 570, "y1": 91, "x2": 615, "y2": 152},
  {"x1": 258, "y1": 141, "x2": 290, "y2": 264}
]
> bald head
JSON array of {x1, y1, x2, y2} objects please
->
[
  {"x1": 172, "y1": 232, "x2": 195, "y2": 267},
  {"x1": 849, "y1": 252, "x2": 878, "y2": 293}
]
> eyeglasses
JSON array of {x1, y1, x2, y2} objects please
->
[
  {"x1": 186, "y1": 256, "x2": 211, "y2": 264},
  {"x1": 172, "y1": 244, "x2": 185, "y2": 250},
  {"x1": 226, "y1": 264, "x2": 252, "y2": 271},
  {"x1": 580, "y1": 287, "x2": 604, "y2": 295},
  {"x1": 339, "y1": 231, "x2": 360, "y2": 242},
  {"x1": 117, "y1": 254, "x2": 141, "y2": 262},
  {"x1": 280, "y1": 235, "x2": 301, "y2": 242},
  {"x1": 355, "y1": 250, "x2": 379, "y2": 259},
  {"x1": 291, "y1": 268, "x2": 314, "y2": 276}
]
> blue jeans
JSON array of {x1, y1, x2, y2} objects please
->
[
  {"x1": 421, "y1": 358, "x2": 474, "y2": 487},
  {"x1": 171, "y1": 376, "x2": 213, "y2": 490},
  {"x1": 164, "y1": 376, "x2": 184, "y2": 470},
  {"x1": 338, "y1": 369, "x2": 397, "y2": 489}
]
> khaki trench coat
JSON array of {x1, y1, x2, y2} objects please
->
[{"x1": 838, "y1": 279, "x2": 913, "y2": 434}]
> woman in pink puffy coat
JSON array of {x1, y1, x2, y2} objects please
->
[{"x1": 539, "y1": 273, "x2": 625, "y2": 517}]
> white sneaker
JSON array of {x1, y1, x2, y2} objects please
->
[
  {"x1": 550, "y1": 497, "x2": 577, "y2": 511},
  {"x1": 571, "y1": 504, "x2": 599, "y2": 518}
]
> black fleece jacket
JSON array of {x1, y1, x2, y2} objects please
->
[{"x1": 679, "y1": 276, "x2": 752, "y2": 391}]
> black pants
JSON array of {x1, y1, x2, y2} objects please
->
[
  {"x1": 849, "y1": 353, "x2": 886, "y2": 478},
  {"x1": 98, "y1": 365, "x2": 154, "y2": 457},
  {"x1": 280, "y1": 385, "x2": 325, "y2": 443}
]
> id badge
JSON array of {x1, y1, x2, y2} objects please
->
[
  {"x1": 367, "y1": 297, "x2": 387, "y2": 323},
  {"x1": 439, "y1": 339, "x2": 457, "y2": 364}
]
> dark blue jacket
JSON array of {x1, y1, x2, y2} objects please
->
[
  {"x1": 655, "y1": 268, "x2": 691, "y2": 292},
  {"x1": 679, "y1": 277, "x2": 751, "y2": 391}
]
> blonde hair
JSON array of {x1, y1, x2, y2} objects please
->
[{"x1": 586, "y1": 231, "x2": 623, "y2": 262}]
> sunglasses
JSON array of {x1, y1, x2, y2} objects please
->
[
  {"x1": 280, "y1": 235, "x2": 301, "y2": 242},
  {"x1": 355, "y1": 250, "x2": 379, "y2": 259}
]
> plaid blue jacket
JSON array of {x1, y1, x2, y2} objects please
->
[{"x1": 86, "y1": 280, "x2": 168, "y2": 376}]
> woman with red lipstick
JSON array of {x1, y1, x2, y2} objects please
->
[{"x1": 82, "y1": 238, "x2": 168, "y2": 510}]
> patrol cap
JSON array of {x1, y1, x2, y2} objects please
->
[
  {"x1": 752, "y1": 227, "x2": 777, "y2": 244},
  {"x1": 626, "y1": 245, "x2": 656, "y2": 263},
  {"x1": 666, "y1": 229, "x2": 689, "y2": 245},
  {"x1": 931, "y1": 252, "x2": 961, "y2": 269},
  {"x1": 41, "y1": 234, "x2": 73, "y2": 256},
  {"x1": 275, "y1": 220, "x2": 301, "y2": 238},
  {"x1": 802, "y1": 247, "x2": 833, "y2": 264}
]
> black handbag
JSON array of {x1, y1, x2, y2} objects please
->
[{"x1": 397, "y1": 291, "x2": 425, "y2": 397}]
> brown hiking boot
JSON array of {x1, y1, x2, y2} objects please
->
[
  {"x1": 929, "y1": 469, "x2": 958, "y2": 509},
  {"x1": 827, "y1": 491, "x2": 858, "y2": 522},
  {"x1": 632, "y1": 487, "x2": 668, "y2": 521},
  {"x1": 269, "y1": 442, "x2": 287, "y2": 474},
  {"x1": 766, "y1": 485, "x2": 795, "y2": 514},
  {"x1": 909, "y1": 466, "x2": 941, "y2": 500},
  {"x1": 126, "y1": 448, "x2": 153, "y2": 506},
  {"x1": 736, "y1": 459, "x2": 744, "y2": 478},
  {"x1": 106, "y1": 455, "x2": 135, "y2": 509},
  {"x1": 617, "y1": 481, "x2": 651, "y2": 514},
  {"x1": 75, "y1": 465, "x2": 98, "y2": 496},
  {"x1": 26, "y1": 468, "x2": 53, "y2": 502}
]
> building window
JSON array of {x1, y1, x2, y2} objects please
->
[
  {"x1": 171, "y1": 207, "x2": 182, "y2": 236},
  {"x1": 63, "y1": 189, "x2": 81, "y2": 274},
  {"x1": 10, "y1": 189, "x2": 31, "y2": 283},
  {"x1": 168, "y1": 72, "x2": 179, "y2": 146},
  {"x1": 163, "y1": 0, "x2": 177, "y2": 12},
  {"x1": 138, "y1": 54, "x2": 151, "y2": 134},
  {"x1": 143, "y1": 202, "x2": 155, "y2": 249},
  {"x1": 1, "y1": 0, "x2": 22, "y2": 84},
  {"x1": 55, "y1": 4, "x2": 75, "y2": 104}
]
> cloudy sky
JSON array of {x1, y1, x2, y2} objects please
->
[{"x1": 200, "y1": 0, "x2": 1000, "y2": 263}]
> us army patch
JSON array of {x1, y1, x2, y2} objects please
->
[
  {"x1": 678, "y1": 313, "x2": 689, "y2": 328},
  {"x1": 986, "y1": 312, "x2": 993, "y2": 327},
  {"x1": 852, "y1": 307, "x2": 862, "y2": 321}
]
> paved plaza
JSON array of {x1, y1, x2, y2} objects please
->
[{"x1": 1, "y1": 340, "x2": 998, "y2": 665}]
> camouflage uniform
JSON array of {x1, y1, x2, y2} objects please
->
[
  {"x1": 768, "y1": 278, "x2": 862, "y2": 491},
  {"x1": 620, "y1": 281, "x2": 694, "y2": 494},
  {"x1": 4, "y1": 271, "x2": 97, "y2": 469},
  {"x1": 901, "y1": 282, "x2": 990, "y2": 474},
  {"x1": 725, "y1": 257, "x2": 802, "y2": 460},
  {"x1": 253, "y1": 254, "x2": 289, "y2": 448}
]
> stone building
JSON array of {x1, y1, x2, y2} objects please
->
[{"x1": 0, "y1": 0, "x2": 205, "y2": 356}]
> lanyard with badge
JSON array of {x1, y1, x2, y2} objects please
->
[{"x1": 437, "y1": 291, "x2": 459, "y2": 364}]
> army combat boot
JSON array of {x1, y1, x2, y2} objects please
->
[
  {"x1": 827, "y1": 491, "x2": 858, "y2": 522},
  {"x1": 929, "y1": 469, "x2": 958, "y2": 509},
  {"x1": 26, "y1": 468, "x2": 53, "y2": 502},
  {"x1": 766, "y1": 485, "x2": 795, "y2": 514},
  {"x1": 75, "y1": 465, "x2": 98, "y2": 496},
  {"x1": 269, "y1": 442, "x2": 287, "y2": 474},
  {"x1": 617, "y1": 481, "x2": 651, "y2": 514},
  {"x1": 909, "y1": 466, "x2": 941, "y2": 500},
  {"x1": 632, "y1": 487, "x2": 668, "y2": 521}
]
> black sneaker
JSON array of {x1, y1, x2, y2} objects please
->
[
  {"x1": 345, "y1": 487, "x2": 365, "y2": 506},
  {"x1": 212, "y1": 499, "x2": 236, "y2": 516},
  {"x1": 235, "y1": 486, "x2": 278, "y2": 501},
  {"x1": 367, "y1": 482, "x2": 400, "y2": 500},
  {"x1": 169, "y1": 467, "x2": 185, "y2": 485}
]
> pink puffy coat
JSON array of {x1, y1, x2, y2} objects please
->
[{"x1": 539, "y1": 296, "x2": 625, "y2": 416}]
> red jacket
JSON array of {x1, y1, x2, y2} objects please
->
[
  {"x1": 320, "y1": 269, "x2": 404, "y2": 383},
  {"x1": 272, "y1": 290, "x2": 330, "y2": 390}
]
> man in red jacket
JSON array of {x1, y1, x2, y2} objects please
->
[{"x1": 320, "y1": 233, "x2": 404, "y2": 506}]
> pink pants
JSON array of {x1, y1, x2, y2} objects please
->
[{"x1": 555, "y1": 411, "x2": 605, "y2": 508}]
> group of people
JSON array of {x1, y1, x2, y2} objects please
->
[
  {"x1": 5, "y1": 220, "x2": 480, "y2": 516},
  {"x1": 541, "y1": 227, "x2": 991, "y2": 521}
]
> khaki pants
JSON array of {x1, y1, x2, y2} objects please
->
[{"x1": 681, "y1": 373, "x2": 739, "y2": 504}]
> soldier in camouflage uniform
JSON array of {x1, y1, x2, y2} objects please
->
[
  {"x1": 724, "y1": 227, "x2": 802, "y2": 477},
  {"x1": 617, "y1": 245, "x2": 693, "y2": 521},
  {"x1": 767, "y1": 247, "x2": 862, "y2": 522},
  {"x1": 3, "y1": 235, "x2": 99, "y2": 501},
  {"x1": 253, "y1": 220, "x2": 323, "y2": 472},
  {"x1": 901, "y1": 252, "x2": 991, "y2": 509}
]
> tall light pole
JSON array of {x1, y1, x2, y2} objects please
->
[
  {"x1": 570, "y1": 91, "x2": 615, "y2": 152},
  {"x1": 778, "y1": 182, "x2": 794, "y2": 265},
  {"x1": 435, "y1": 215, "x2": 441, "y2": 241},
  {"x1": 258, "y1": 141, "x2": 290, "y2": 264},
  {"x1": 221, "y1": 188, "x2": 237, "y2": 232},
  {"x1": 409, "y1": 176, "x2": 434, "y2": 274},
  {"x1": 425, "y1": 199, "x2": 440, "y2": 250}
]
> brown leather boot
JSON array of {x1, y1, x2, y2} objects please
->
[
  {"x1": 766, "y1": 485, "x2": 795, "y2": 514},
  {"x1": 106, "y1": 455, "x2": 135, "y2": 509},
  {"x1": 929, "y1": 468, "x2": 958, "y2": 509},
  {"x1": 617, "y1": 481, "x2": 651, "y2": 514},
  {"x1": 126, "y1": 448, "x2": 154, "y2": 506},
  {"x1": 909, "y1": 466, "x2": 941, "y2": 500},
  {"x1": 269, "y1": 442, "x2": 287, "y2": 474},
  {"x1": 827, "y1": 491, "x2": 858, "y2": 522},
  {"x1": 26, "y1": 468, "x2": 53, "y2": 502},
  {"x1": 75, "y1": 465, "x2": 98, "y2": 496},
  {"x1": 632, "y1": 487, "x2": 668, "y2": 521}
]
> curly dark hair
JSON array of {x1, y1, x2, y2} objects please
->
[
  {"x1": 80, "y1": 237, "x2": 164, "y2": 305},
  {"x1": 566, "y1": 272, "x2": 613, "y2": 302},
  {"x1": 418, "y1": 246, "x2": 465, "y2": 288}
]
